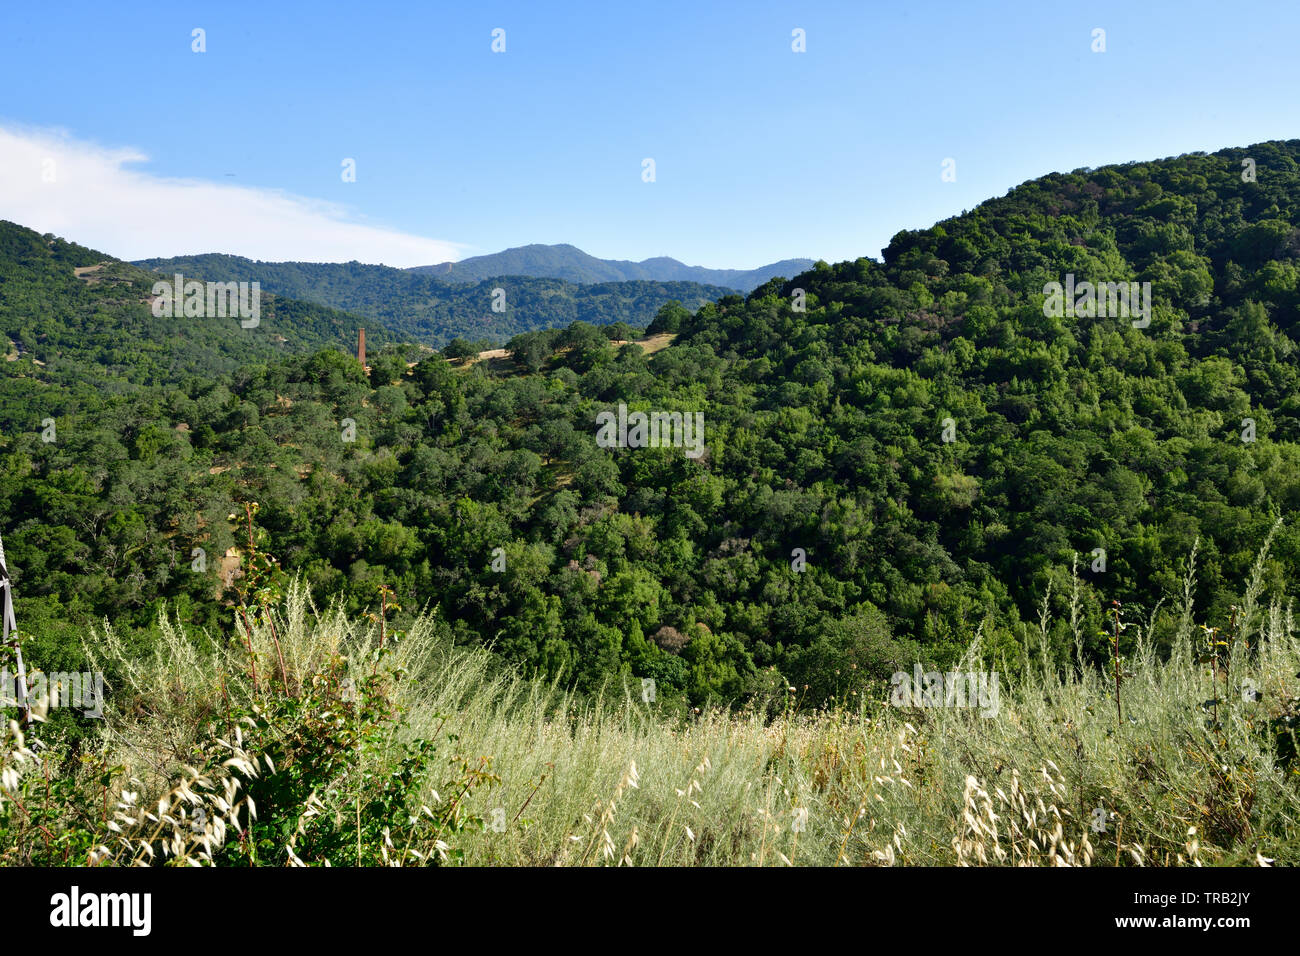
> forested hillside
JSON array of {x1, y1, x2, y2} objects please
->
[
  {"x1": 133, "y1": 253, "x2": 735, "y2": 347},
  {"x1": 0, "y1": 219, "x2": 380, "y2": 409},
  {"x1": 7, "y1": 141, "x2": 1300, "y2": 710}
]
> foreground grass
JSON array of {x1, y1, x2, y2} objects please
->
[
  {"x1": 3, "y1": 537, "x2": 1298, "y2": 865},
  {"x1": 361, "y1": 596, "x2": 1300, "y2": 866}
]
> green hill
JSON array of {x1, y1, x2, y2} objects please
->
[{"x1": 0, "y1": 220, "x2": 379, "y2": 418}]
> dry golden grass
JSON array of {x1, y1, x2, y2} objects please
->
[{"x1": 10, "y1": 529, "x2": 1294, "y2": 866}]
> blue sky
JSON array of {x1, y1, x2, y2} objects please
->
[{"x1": 2, "y1": 0, "x2": 1298, "y2": 268}]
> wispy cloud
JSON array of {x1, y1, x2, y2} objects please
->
[{"x1": 0, "y1": 123, "x2": 464, "y2": 267}]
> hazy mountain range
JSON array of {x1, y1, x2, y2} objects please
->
[{"x1": 407, "y1": 243, "x2": 816, "y2": 292}]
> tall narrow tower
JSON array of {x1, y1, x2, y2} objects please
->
[
  {"x1": 358, "y1": 328, "x2": 366, "y2": 368},
  {"x1": 0, "y1": 533, "x2": 30, "y2": 723}
]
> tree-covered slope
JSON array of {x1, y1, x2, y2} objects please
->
[
  {"x1": 132, "y1": 253, "x2": 734, "y2": 347},
  {"x1": 0, "y1": 220, "x2": 380, "y2": 421},
  {"x1": 634, "y1": 139, "x2": 1300, "y2": 677}
]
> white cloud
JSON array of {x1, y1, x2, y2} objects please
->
[{"x1": 0, "y1": 123, "x2": 464, "y2": 267}]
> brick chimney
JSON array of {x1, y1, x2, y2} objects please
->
[{"x1": 357, "y1": 328, "x2": 366, "y2": 367}]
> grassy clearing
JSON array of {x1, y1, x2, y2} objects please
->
[
  {"x1": 614, "y1": 332, "x2": 675, "y2": 355},
  {"x1": 456, "y1": 332, "x2": 676, "y2": 372}
]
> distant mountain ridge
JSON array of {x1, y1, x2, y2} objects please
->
[{"x1": 408, "y1": 243, "x2": 814, "y2": 292}]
